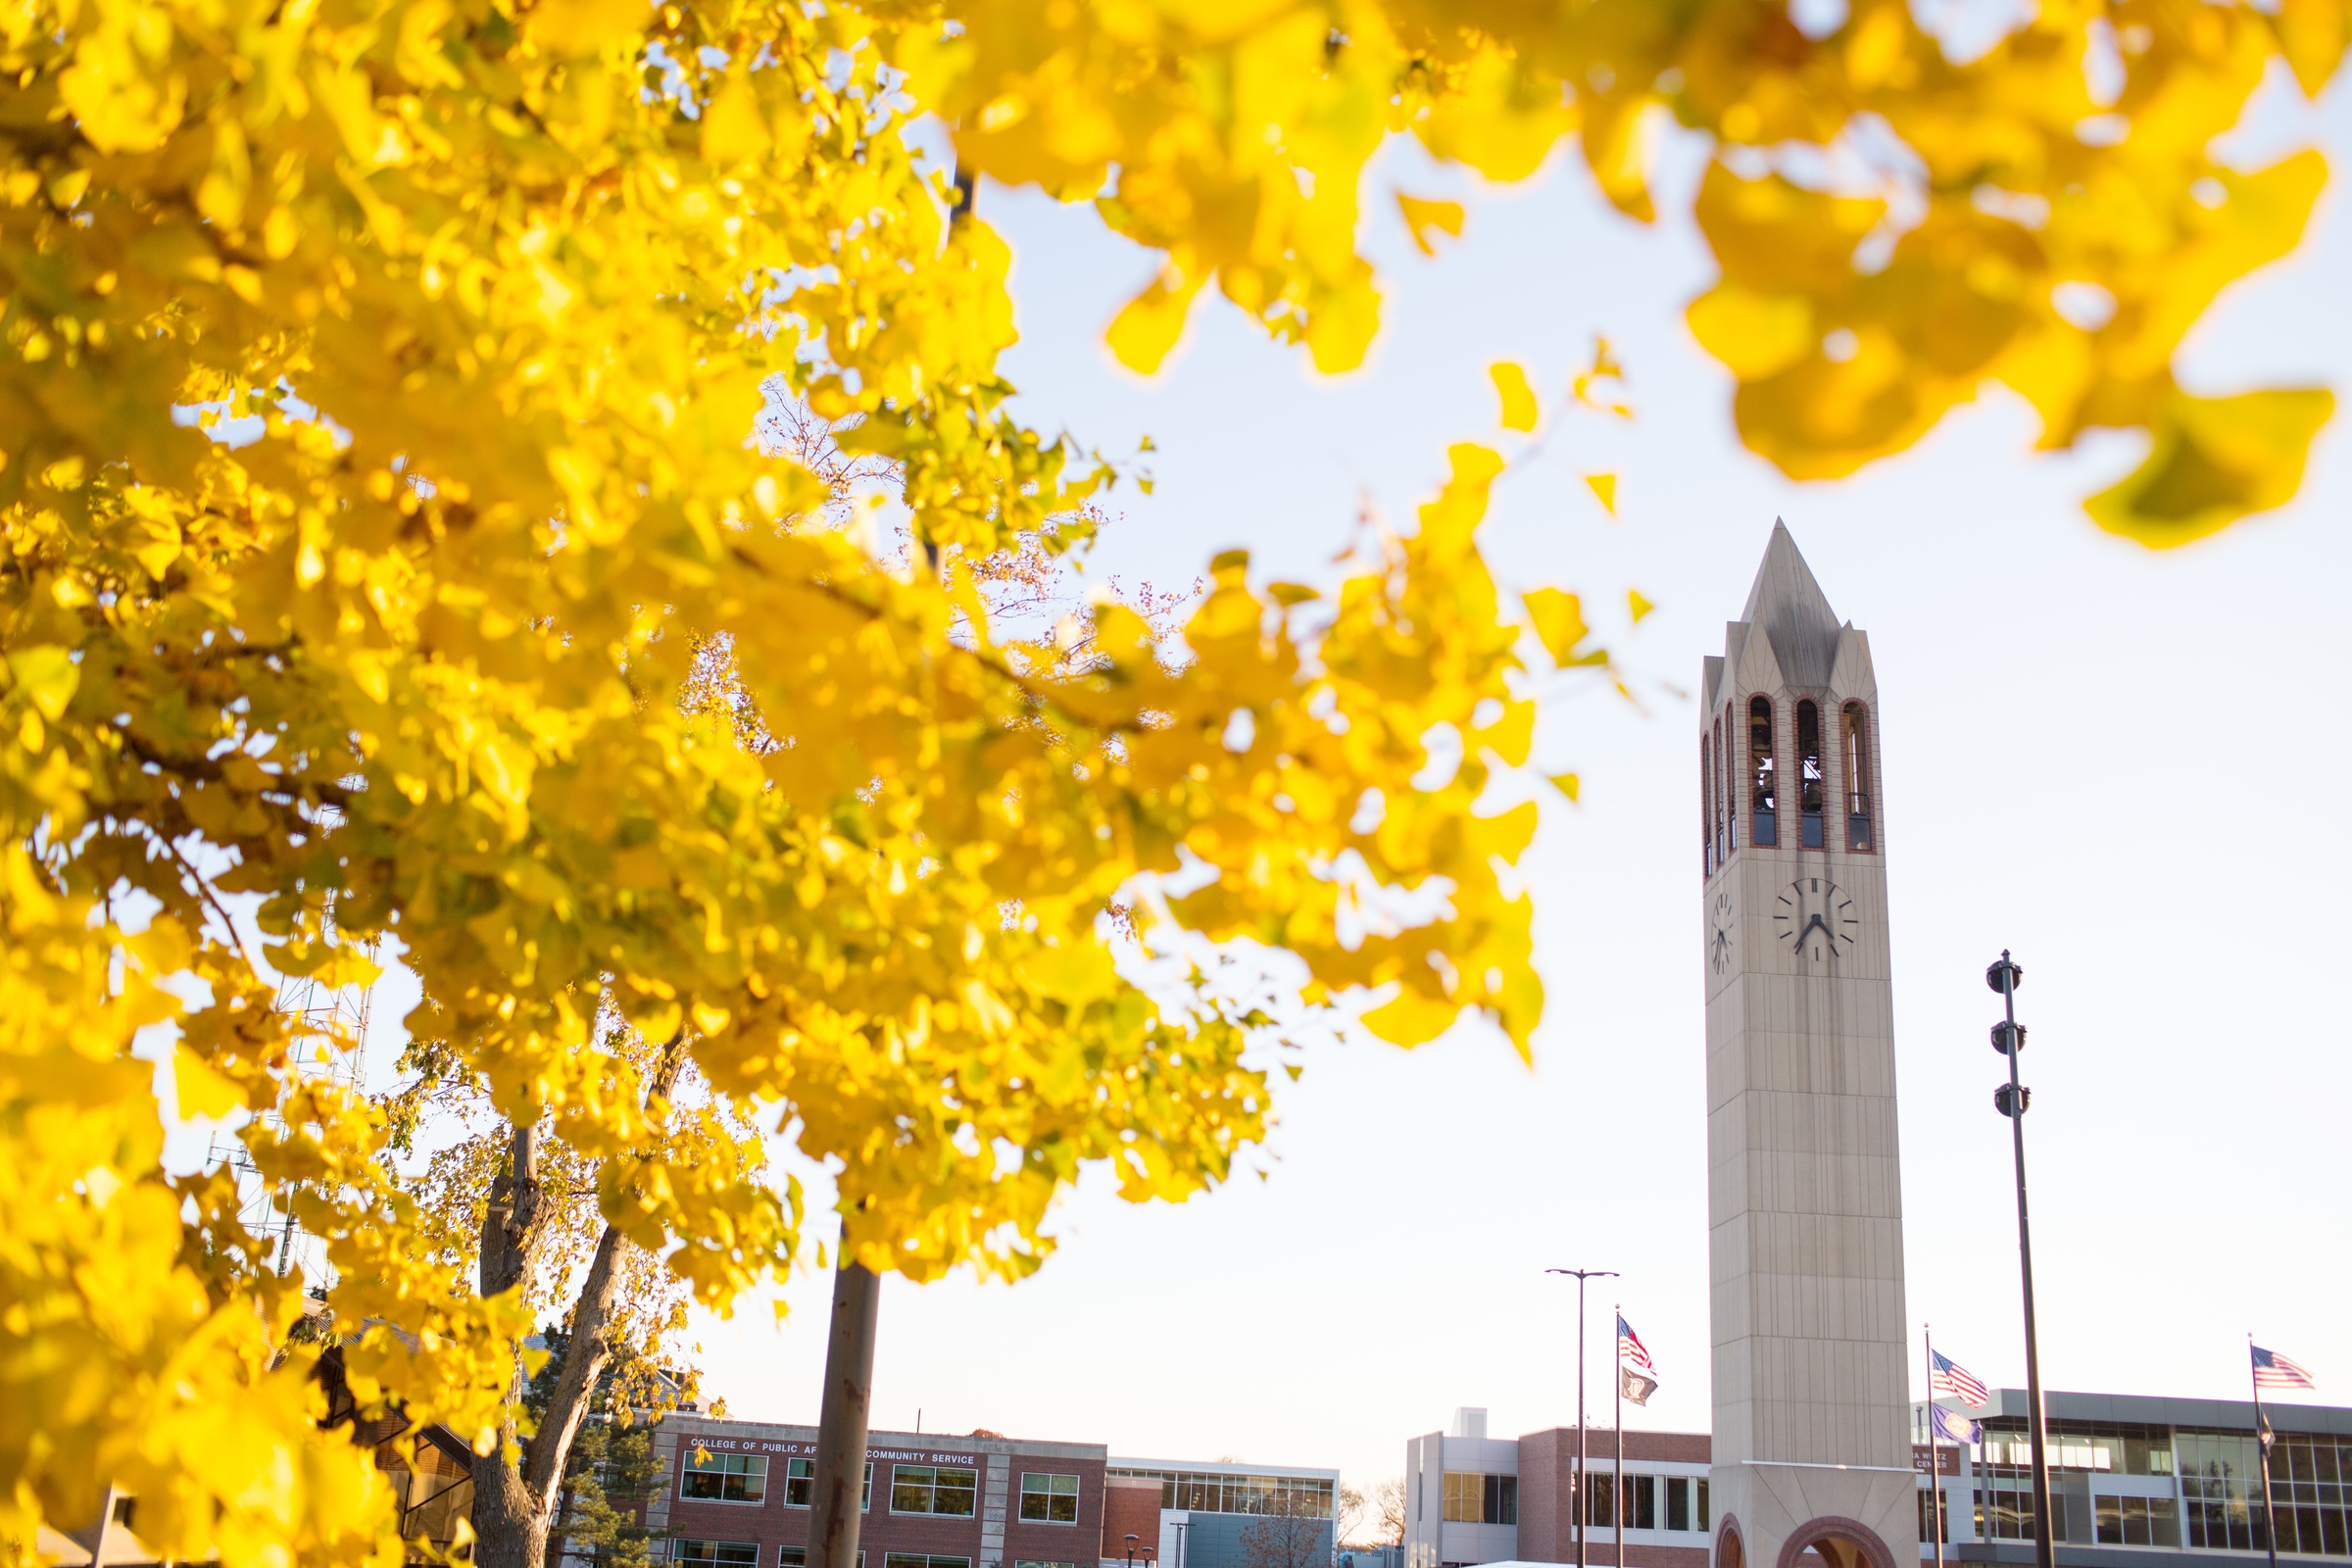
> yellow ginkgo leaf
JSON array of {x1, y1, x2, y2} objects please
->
[
  {"x1": 1549, "y1": 772, "x2": 1582, "y2": 803},
  {"x1": 1523, "y1": 586, "x2": 1603, "y2": 666},
  {"x1": 1359, "y1": 986, "x2": 1463, "y2": 1047},
  {"x1": 702, "y1": 73, "x2": 772, "y2": 167},
  {"x1": 1396, "y1": 193, "x2": 1465, "y2": 257},
  {"x1": 2085, "y1": 387, "x2": 2334, "y2": 548},
  {"x1": 1490, "y1": 361, "x2": 1540, "y2": 432},
  {"x1": 1628, "y1": 588, "x2": 1655, "y2": 622},
  {"x1": 1586, "y1": 473, "x2": 1617, "y2": 514},
  {"x1": 1106, "y1": 266, "x2": 1205, "y2": 374}
]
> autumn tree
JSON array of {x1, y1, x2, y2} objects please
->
[
  {"x1": 522, "y1": 1326, "x2": 673, "y2": 1568},
  {"x1": 1372, "y1": 1478, "x2": 1408, "y2": 1546},
  {"x1": 1241, "y1": 1493, "x2": 1334, "y2": 1568},
  {"x1": 1335, "y1": 1483, "x2": 1368, "y2": 1548},
  {"x1": 3, "y1": 3, "x2": 2344, "y2": 1568}
]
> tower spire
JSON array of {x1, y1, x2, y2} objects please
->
[{"x1": 1739, "y1": 518, "x2": 1843, "y2": 691}]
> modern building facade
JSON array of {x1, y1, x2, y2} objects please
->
[
  {"x1": 1399, "y1": 1386, "x2": 2352, "y2": 1568},
  {"x1": 1920, "y1": 1389, "x2": 2352, "y2": 1565},
  {"x1": 1106, "y1": 1456, "x2": 1341, "y2": 1568},
  {"x1": 1700, "y1": 523, "x2": 1914, "y2": 1568}
]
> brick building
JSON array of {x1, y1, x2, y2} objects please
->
[
  {"x1": 638, "y1": 1418, "x2": 1339, "y2": 1568},
  {"x1": 647, "y1": 1418, "x2": 1110, "y2": 1568},
  {"x1": 1405, "y1": 1408, "x2": 1713, "y2": 1568}
]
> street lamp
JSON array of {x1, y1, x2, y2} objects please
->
[
  {"x1": 1988, "y1": 952, "x2": 2053, "y2": 1568},
  {"x1": 1546, "y1": 1267, "x2": 1617, "y2": 1568},
  {"x1": 1126, "y1": 1532, "x2": 1141, "y2": 1568}
]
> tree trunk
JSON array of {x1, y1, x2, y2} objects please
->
[
  {"x1": 473, "y1": 1453, "x2": 555, "y2": 1568},
  {"x1": 467, "y1": 1038, "x2": 687, "y2": 1568}
]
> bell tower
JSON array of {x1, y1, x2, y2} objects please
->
[{"x1": 1699, "y1": 523, "x2": 1915, "y2": 1568}]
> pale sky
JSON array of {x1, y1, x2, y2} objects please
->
[{"x1": 353, "y1": 57, "x2": 2352, "y2": 1508}]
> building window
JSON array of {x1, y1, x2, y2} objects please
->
[
  {"x1": 1747, "y1": 697, "x2": 1777, "y2": 846},
  {"x1": 1794, "y1": 701, "x2": 1824, "y2": 847},
  {"x1": 890, "y1": 1465, "x2": 977, "y2": 1517},
  {"x1": 1697, "y1": 1480, "x2": 1708, "y2": 1533},
  {"x1": 784, "y1": 1459, "x2": 870, "y2": 1511},
  {"x1": 1112, "y1": 1470, "x2": 1335, "y2": 1518},
  {"x1": 1440, "y1": 1473, "x2": 1514, "y2": 1526},
  {"x1": 1841, "y1": 703, "x2": 1872, "y2": 851},
  {"x1": 674, "y1": 1544, "x2": 760, "y2": 1568},
  {"x1": 1715, "y1": 714, "x2": 1730, "y2": 860},
  {"x1": 1015, "y1": 1561, "x2": 1078, "y2": 1568},
  {"x1": 779, "y1": 1552, "x2": 863, "y2": 1568},
  {"x1": 1583, "y1": 1475, "x2": 1672, "y2": 1530},
  {"x1": 1700, "y1": 732, "x2": 1713, "y2": 877},
  {"x1": 1977, "y1": 1485, "x2": 2061, "y2": 1543},
  {"x1": 682, "y1": 1453, "x2": 768, "y2": 1504},
  {"x1": 2181, "y1": 1432, "x2": 2352, "y2": 1554},
  {"x1": 2095, "y1": 1494, "x2": 2180, "y2": 1547},
  {"x1": 885, "y1": 1556, "x2": 971, "y2": 1568},
  {"x1": 1020, "y1": 1473, "x2": 1081, "y2": 1524}
]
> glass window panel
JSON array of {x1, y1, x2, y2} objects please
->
[
  {"x1": 893, "y1": 1466, "x2": 934, "y2": 1514},
  {"x1": 1021, "y1": 1473, "x2": 1081, "y2": 1524}
]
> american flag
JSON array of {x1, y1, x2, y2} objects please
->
[
  {"x1": 1931, "y1": 1348, "x2": 1989, "y2": 1408},
  {"x1": 2253, "y1": 1346, "x2": 2317, "y2": 1391},
  {"x1": 1618, "y1": 1314, "x2": 1654, "y2": 1372}
]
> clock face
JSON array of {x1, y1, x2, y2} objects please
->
[
  {"x1": 1709, "y1": 891, "x2": 1737, "y2": 976},
  {"x1": 1773, "y1": 876, "x2": 1859, "y2": 965}
]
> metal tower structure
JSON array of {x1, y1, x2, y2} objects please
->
[{"x1": 206, "y1": 896, "x2": 378, "y2": 1289}]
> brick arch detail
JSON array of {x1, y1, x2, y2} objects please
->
[
  {"x1": 1773, "y1": 1516, "x2": 1899, "y2": 1568},
  {"x1": 1714, "y1": 1514, "x2": 1745, "y2": 1568}
]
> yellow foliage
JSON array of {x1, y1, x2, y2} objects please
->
[
  {"x1": 902, "y1": 0, "x2": 2344, "y2": 530},
  {"x1": 1490, "y1": 362, "x2": 1540, "y2": 432},
  {"x1": 5, "y1": 0, "x2": 2346, "y2": 1559}
]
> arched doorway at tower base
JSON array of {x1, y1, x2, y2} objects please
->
[{"x1": 1773, "y1": 1516, "x2": 1898, "y2": 1568}]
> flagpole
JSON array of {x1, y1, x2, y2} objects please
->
[
  {"x1": 1548, "y1": 1268, "x2": 1616, "y2": 1568},
  {"x1": 1926, "y1": 1326, "x2": 1945, "y2": 1568},
  {"x1": 2252, "y1": 1335, "x2": 2279, "y2": 1568},
  {"x1": 1614, "y1": 1307, "x2": 1625, "y2": 1568},
  {"x1": 1971, "y1": 1425, "x2": 1983, "y2": 1547}
]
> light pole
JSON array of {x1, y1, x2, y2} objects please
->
[
  {"x1": 1547, "y1": 1267, "x2": 1617, "y2": 1568},
  {"x1": 1988, "y1": 952, "x2": 2052, "y2": 1568}
]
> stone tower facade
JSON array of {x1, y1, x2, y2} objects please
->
[{"x1": 1698, "y1": 524, "x2": 1915, "y2": 1568}]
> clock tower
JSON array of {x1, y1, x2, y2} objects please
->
[{"x1": 1699, "y1": 523, "x2": 1915, "y2": 1568}]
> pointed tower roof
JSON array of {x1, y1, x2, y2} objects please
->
[{"x1": 1739, "y1": 519, "x2": 1845, "y2": 690}]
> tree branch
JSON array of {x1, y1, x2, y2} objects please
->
[{"x1": 516, "y1": 1028, "x2": 692, "y2": 1520}]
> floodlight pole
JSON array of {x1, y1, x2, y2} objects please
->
[{"x1": 1548, "y1": 1267, "x2": 1617, "y2": 1568}]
